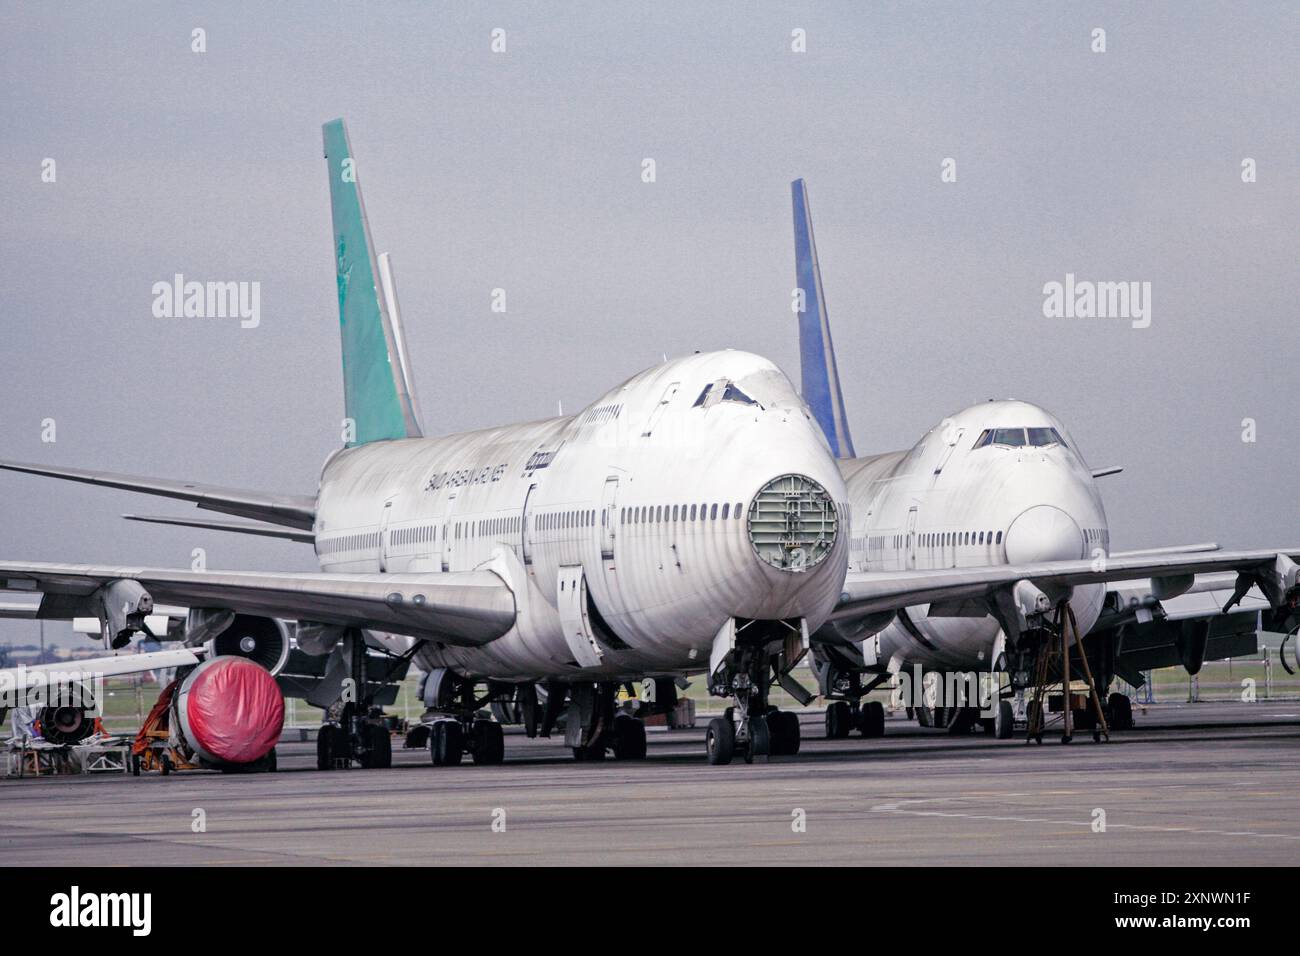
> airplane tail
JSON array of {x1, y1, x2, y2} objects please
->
[
  {"x1": 791, "y1": 178, "x2": 855, "y2": 459},
  {"x1": 322, "y1": 119, "x2": 424, "y2": 446}
]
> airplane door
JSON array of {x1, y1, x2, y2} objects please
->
[
  {"x1": 438, "y1": 492, "x2": 457, "y2": 573},
  {"x1": 558, "y1": 565, "x2": 603, "y2": 668},
  {"x1": 906, "y1": 506, "x2": 918, "y2": 569},
  {"x1": 521, "y1": 482, "x2": 538, "y2": 569},
  {"x1": 378, "y1": 498, "x2": 396, "y2": 572},
  {"x1": 600, "y1": 476, "x2": 619, "y2": 560}
]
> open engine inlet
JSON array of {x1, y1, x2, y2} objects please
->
[
  {"x1": 38, "y1": 705, "x2": 95, "y2": 745},
  {"x1": 175, "y1": 656, "x2": 285, "y2": 766},
  {"x1": 205, "y1": 614, "x2": 291, "y2": 675}
]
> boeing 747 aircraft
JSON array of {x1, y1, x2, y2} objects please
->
[{"x1": 787, "y1": 178, "x2": 1299, "y2": 741}]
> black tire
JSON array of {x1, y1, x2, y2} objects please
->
[
  {"x1": 471, "y1": 719, "x2": 505, "y2": 765},
  {"x1": 611, "y1": 714, "x2": 647, "y2": 760},
  {"x1": 745, "y1": 714, "x2": 771, "y2": 763},
  {"x1": 705, "y1": 716, "x2": 735, "y2": 765},
  {"x1": 1107, "y1": 692, "x2": 1133, "y2": 731},
  {"x1": 825, "y1": 701, "x2": 851, "y2": 740},
  {"x1": 767, "y1": 710, "x2": 800, "y2": 755},
  {"x1": 1074, "y1": 707, "x2": 1097, "y2": 732},
  {"x1": 860, "y1": 700, "x2": 885, "y2": 738},
  {"x1": 160, "y1": 754, "x2": 172, "y2": 776},
  {"x1": 431, "y1": 720, "x2": 463, "y2": 766},
  {"x1": 317, "y1": 724, "x2": 337, "y2": 770},
  {"x1": 131, "y1": 754, "x2": 141, "y2": 777},
  {"x1": 362, "y1": 723, "x2": 392, "y2": 769},
  {"x1": 264, "y1": 748, "x2": 277, "y2": 773},
  {"x1": 995, "y1": 699, "x2": 1014, "y2": 739}
]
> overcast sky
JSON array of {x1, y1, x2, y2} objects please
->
[{"x1": 1, "y1": 2, "x2": 1296, "y2": 647}]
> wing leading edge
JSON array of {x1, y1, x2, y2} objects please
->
[{"x1": 0, "y1": 561, "x2": 515, "y2": 648}]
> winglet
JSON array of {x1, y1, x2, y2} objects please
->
[
  {"x1": 323, "y1": 119, "x2": 423, "y2": 446},
  {"x1": 792, "y1": 179, "x2": 855, "y2": 458}
]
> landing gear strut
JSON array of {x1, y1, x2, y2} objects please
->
[{"x1": 706, "y1": 634, "x2": 803, "y2": 765}]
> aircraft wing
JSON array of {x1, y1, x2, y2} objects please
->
[
  {"x1": 0, "y1": 460, "x2": 316, "y2": 531},
  {"x1": 0, "y1": 561, "x2": 515, "y2": 648},
  {"x1": 3, "y1": 647, "x2": 204, "y2": 694},
  {"x1": 832, "y1": 549, "x2": 1300, "y2": 621}
]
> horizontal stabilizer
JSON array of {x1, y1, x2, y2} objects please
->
[
  {"x1": 123, "y1": 513, "x2": 314, "y2": 543},
  {"x1": 0, "y1": 459, "x2": 315, "y2": 531},
  {"x1": 1091, "y1": 466, "x2": 1123, "y2": 478}
]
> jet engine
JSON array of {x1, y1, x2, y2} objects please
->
[
  {"x1": 201, "y1": 614, "x2": 291, "y2": 676},
  {"x1": 172, "y1": 656, "x2": 285, "y2": 769}
]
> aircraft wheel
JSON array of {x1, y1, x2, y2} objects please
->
[
  {"x1": 470, "y1": 719, "x2": 505, "y2": 765},
  {"x1": 860, "y1": 700, "x2": 885, "y2": 738},
  {"x1": 744, "y1": 715, "x2": 771, "y2": 764},
  {"x1": 994, "y1": 699, "x2": 1014, "y2": 739},
  {"x1": 159, "y1": 754, "x2": 172, "y2": 776},
  {"x1": 430, "y1": 719, "x2": 463, "y2": 767},
  {"x1": 825, "y1": 701, "x2": 852, "y2": 740},
  {"x1": 361, "y1": 723, "x2": 392, "y2": 769},
  {"x1": 130, "y1": 754, "x2": 141, "y2": 777},
  {"x1": 611, "y1": 714, "x2": 647, "y2": 760},
  {"x1": 705, "y1": 716, "x2": 735, "y2": 765},
  {"x1": 1107, "y1": 693, "x2": 1133, "y2": 730},
  {"x1": 768, "y1": 710, "x2": 801, "y2": 755}
]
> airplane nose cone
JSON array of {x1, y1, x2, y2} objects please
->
[
  {"x1": 746, "y1": 473, "x2": 839, "y2": 573},
  {"x1": 1004, "y1": 505, "x2": 1084, "y2": 565}
]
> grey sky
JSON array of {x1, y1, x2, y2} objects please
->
[{"x1": 2, "y1": 2, "x2": 1296, "y2": 647}]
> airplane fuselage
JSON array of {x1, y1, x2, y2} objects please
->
[
  {"x1": 312, "y1": 351, "x2": 850, "y2": 682},
  {"x1": 842, "y1": 400, "x2": 1109, "y2": 673}
]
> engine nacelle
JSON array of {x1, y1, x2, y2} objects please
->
[
  {"x1": 203, "y1": 614, "x2": 291, "y2": 676},
  {"x1": 174, "y1": 656, "x2": 284, "y2": 767}
]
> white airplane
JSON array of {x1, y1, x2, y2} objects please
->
[
  {"x1": 1, "y1": 130, "x2": 1295, "y2": 769},
  {"x1": 787, "y1": 178, "x2": 1298, "y2": 740}
]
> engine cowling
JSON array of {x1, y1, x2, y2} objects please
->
[
  {"x1": 174, "y1": 656, "x2": 285, "y2": 767},
  {"x1": 203, "y1": 614, "x2": 290, "y2": 676}
]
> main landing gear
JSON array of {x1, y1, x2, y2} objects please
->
[
  {"x1": 559, "y1": 683, "x2": 648, "y2": 762},
  {"x1": 824, "y1": 699, "x2": 885, "y2": 740},
  {"x1": 410, "y1": 670, "x2": 508, "y2": 767},
  {"x1": 316, "y1": 632, "x2": 416, "y2": 771}
]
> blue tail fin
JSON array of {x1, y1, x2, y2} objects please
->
[
  {"x1": 791, "y1": 178, "x2": 855, "y2": 459},
  {"x1": 322, "y1": 119, "x2": 423, "y2": 446}
]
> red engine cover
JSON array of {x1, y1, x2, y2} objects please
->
[{"x1": 177, "y1": 656, "x2": 284, "y2": 765}]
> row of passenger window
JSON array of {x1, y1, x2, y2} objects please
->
[
  {"x1": 865, "y1": 529, "x2": 1005, "y2": 550},
  {"x1": 320, "y1": 531, "x2": 379, "y2": 554},
  {"x1": 620, "y1": 502, "x2": 745, "y2": 525}
]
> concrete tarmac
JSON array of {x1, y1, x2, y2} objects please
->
[{"x1": 3, "y1": 701, "x2": 1299, "y2": 866}]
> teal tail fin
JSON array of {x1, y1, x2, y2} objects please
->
[{"x1": 322, "y1": 119, "x2": 423, "y2": 446}]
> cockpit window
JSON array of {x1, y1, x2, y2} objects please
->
[
  {"x1": 721, "y1": 383, "x2": 758, "y2": 406},
  {"x1": 973, "y1": 426, "x2": 1068, "y2": 449},
  {"x1": 694, "y1": 379, "x2": 761, "y2": 409},
  {"x1": 1027, "y1": 427, "x2": 1067, "y2": 447}
]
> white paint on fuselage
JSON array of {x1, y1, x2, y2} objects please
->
[
  {"x1": 846, "y1": 400, "x2": 1108, "y2": 672},
  {"x1": 312, "y1": 351, "x2": 849, "y2": 681}
]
